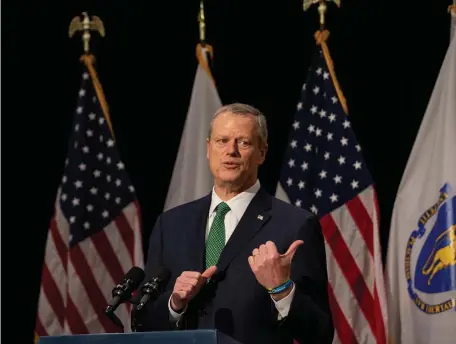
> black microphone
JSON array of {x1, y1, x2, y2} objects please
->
[
  {"x1": 135, "y1": 266, "x2": 171, "y2": 311},
  {"x1": 104, "y1": 266, "x2": 145, "y2": 331}
]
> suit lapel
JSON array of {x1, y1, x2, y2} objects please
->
[
  {"x1": 216, "y1": 187, "x2": 272, "y2": 272},
  {"x1": 185, "y1": 194, "x2": 212, "y2": 272}
]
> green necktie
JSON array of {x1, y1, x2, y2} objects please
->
[{"x1": 205, "y1": 202, "x2": 231, "y2": 268}]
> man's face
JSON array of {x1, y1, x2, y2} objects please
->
[{"x1": 207, "y1": 112, "x2": 267, "y2": 187}]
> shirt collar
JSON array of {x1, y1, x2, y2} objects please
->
[{"x1": 209, "y1": 180, "x2": 261, "y2": 220}]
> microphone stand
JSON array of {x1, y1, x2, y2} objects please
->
[
  {"x1": 131, "y1": 312, "x2": 140, "y2": 333},
  {"x1": 130, "y1": 295, "x2": 141, "y2": 332},
  {"x1": 104, "y1": 292, "x2": 141, "y2": 333},
  {"x1": 104, "y1": 307, "x2": 125, "y2": 333},
  {"x1": 103, "y1": 266, "x2": 145, "y2": 333},
  {"x1": 131, "y1": 279, "x2": 161, "y2": 332},
  {"x1": 131, "y1": 294, "x2": 148, "y2": 332}
]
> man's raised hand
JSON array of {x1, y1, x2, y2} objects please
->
[{"x1": 170, "y1": 265, "x2": 217, "y2": 312}]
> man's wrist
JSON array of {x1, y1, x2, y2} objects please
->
[{"x1": 268, "y1": 280, "x2": 294, "y2": 301}]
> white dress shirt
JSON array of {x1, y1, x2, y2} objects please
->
[{"x1": 168, "y1": 180, "x2": 295, "y2": 322}]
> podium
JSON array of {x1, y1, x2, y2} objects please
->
[{"x1": 37, "y1": 330, "x2": 242, "y2": 344}]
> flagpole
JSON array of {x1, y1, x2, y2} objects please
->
[
  {"x1": 196, "y1": 0, "x2": 214, "y2": 82},
  {"x1": 277, "y1": 2, "x2": 389, "y2": 342},
  {"x1": 303, "y1": 0, "x2": 347, "y2": 114},
  {"x1": 163, "y1": 0, "x2": 222, "y2": 211},
  {"x1": 36, "y1": 11, "x2": 144, "y2": 340}
]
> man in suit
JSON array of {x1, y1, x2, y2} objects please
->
[{"x1": 132, "y1": 103, "x2": 334, "y2": 344}]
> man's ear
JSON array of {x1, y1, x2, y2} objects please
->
[
  {"x1": 259, "y1": 144, "x2": 268, "y2": 164},
  {"x1": 206, "y1": 138, "x2": 210, "y2": 160}
]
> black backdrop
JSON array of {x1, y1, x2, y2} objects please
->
[{"x1": 3, "y1": 0, "x2": 454, "y2": 343}]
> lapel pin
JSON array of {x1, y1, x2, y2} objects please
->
[{"x1": 257, "y1": 215, "x2": 263, "y2": 220}]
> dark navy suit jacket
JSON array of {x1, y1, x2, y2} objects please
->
[{"x1": 132, "y1": 187, "x2": 334, "y2": 344}]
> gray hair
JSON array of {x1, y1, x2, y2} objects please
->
[{"x1": 208, "y1": 103, "x2": 268, "y2": 146}]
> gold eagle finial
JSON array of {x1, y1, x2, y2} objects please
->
[
  {"x1": 69, "y1": 12, "x2": 105, "y2": 53},
  {"x1": 303, "y1": 0, "x2": 341, "y2": 29}
]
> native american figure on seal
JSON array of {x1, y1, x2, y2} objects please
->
[{"x1": 421, "y1": 224, "x2": 456, "y2": 286}]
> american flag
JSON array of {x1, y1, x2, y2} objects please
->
[
  {"x1": 34, "y1": 57, "x2": 144, "y2": 339},
  {"x1": 275, "y1": 43, "x2": 388, "y2": 344}
]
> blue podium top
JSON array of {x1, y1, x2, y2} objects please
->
[{"x1": 38, "y1": 330, "x2": 241, "y2": 344}]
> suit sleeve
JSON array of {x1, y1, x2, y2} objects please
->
[
  {"x1": 281, "y1": 214, "x2": 334, "y2": 344},
  {"x1": 131, "y1": 214, "x2": 174, "y2": 332}
]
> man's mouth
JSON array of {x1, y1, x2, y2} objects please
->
[{"x1": 222, "y1": 162, "x2": 241, "y2": 168}]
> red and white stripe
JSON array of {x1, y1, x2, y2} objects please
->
[
  {"x1": 321, "y1": 185, "x2": 388, "y2": 344},
  {"x1": 35, "y1": 188, "x2": 144, "y2": 337}
]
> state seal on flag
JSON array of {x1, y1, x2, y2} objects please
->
[{"x1": 404, "y1": 182, "x2": 456, "y2": 315}]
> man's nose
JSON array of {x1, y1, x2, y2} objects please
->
[{"x1": 226, "y1": 140, "x2": 239, "y2": 155}]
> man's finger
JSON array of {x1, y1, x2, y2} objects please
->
[
  {"x1": 201, "y1": 265, "x2": 217, "y2": 279},
  {"x1": 181, "y1": 271, "x2": 202, "y2": 279},
  {"x1": 259, "y1": 244, "x2": 268, "y2": 256},
  {"x1": 177, "y1": 282, "x2": 195, "y2": 292},
  {"x1": 265, "y1": 240, "x2": 277, "y2": 251},
  {"x1": 179, "y1": 276, "x2": 199, "y2": 286},
  {"x1": 282, "y1": 240, "x2": 304, "y2": 260},
  {"x1": 172, "y1": 290, "x2": 188, "y2": 301},
  {"x1": 265, "y1": 241, "x2": 278, "y2": 257},
  {"x1": 248, "y1": 255, "x2": 256, "y2": 270}
]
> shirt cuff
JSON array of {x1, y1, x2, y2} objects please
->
[
  {"x1": 270, "y1": 282, "x2": 296, "y2": 320},
  {"x1": 168, "y1": 295, "x2": 187, "y2": 322}
]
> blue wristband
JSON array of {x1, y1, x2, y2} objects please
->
[{"x1": 267, "y1": 279, "x2": 293, "y2": 294}]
